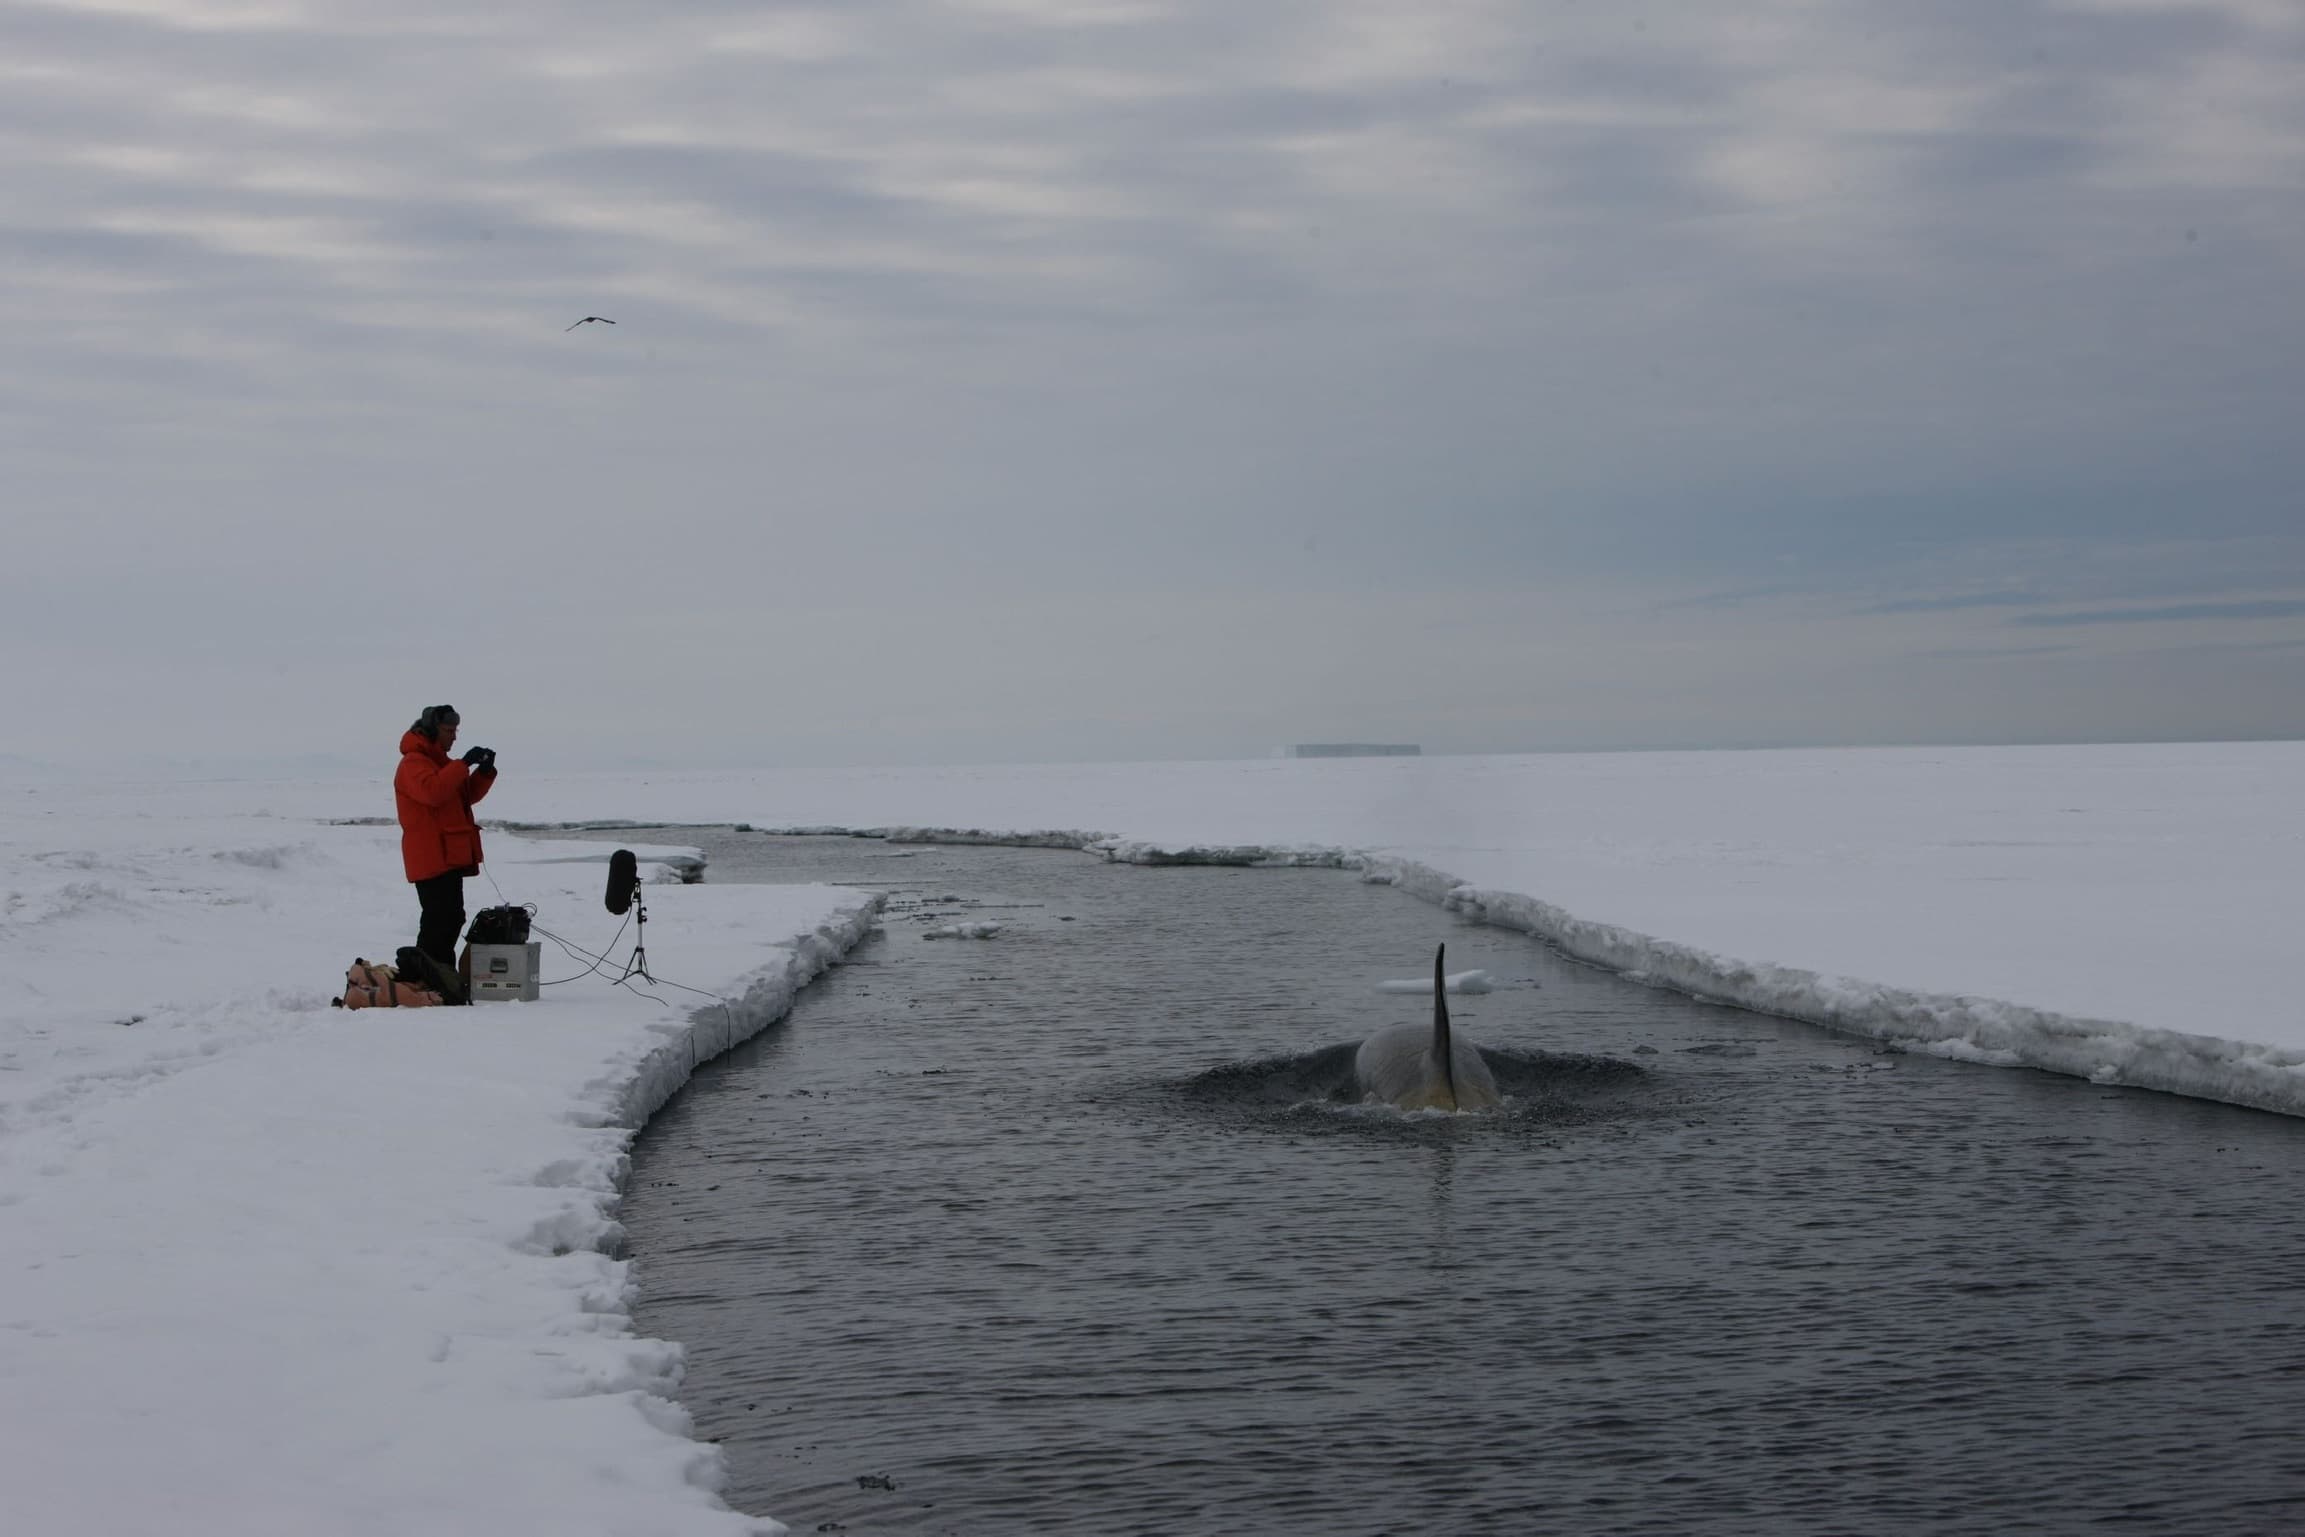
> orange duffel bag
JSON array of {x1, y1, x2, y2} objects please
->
[{"x1": 332, "y1": 957, "x2": 443, "y2": 1010}]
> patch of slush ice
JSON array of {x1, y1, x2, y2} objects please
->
[
  {"x1": 922, "y1": 922, "x2": 1002, "y2": 940},
  {"x1": 1375, "y1": 969, "x2": 1496, "y2": 994}
]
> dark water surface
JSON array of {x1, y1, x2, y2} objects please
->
[{"x1": 613, "y1": 832, "x2": 2305, "y2": 1536}]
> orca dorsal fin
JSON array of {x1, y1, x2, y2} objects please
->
[{"x1": 1433, "y1": 942, "x2": 1456, "y2": 1106}]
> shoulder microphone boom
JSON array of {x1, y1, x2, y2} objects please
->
[{"x1": 605, "y1": 849, "x2": 640, "y2": 915}]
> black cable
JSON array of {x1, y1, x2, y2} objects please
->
[
  {"x1": 634, "y1": 970, "x2": 737, "y2": 1006},
  {"x1": 533, "y1": 917, "x2": 630, "y2": 985},
  {"x1": 535, "y1": 917, "x2": 731, "y2": 1023},
  {"x1": 489, "y1": 869, "x2": 739, "y2": 1032},
  {"x1": 597, "y1": 948, "x2": 736, "y2": 1037}
]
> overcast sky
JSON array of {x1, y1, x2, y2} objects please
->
[{"x1": 4, "y1": 0, "x2": 2300, "y2": 773}]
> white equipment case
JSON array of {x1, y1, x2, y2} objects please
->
[{"x1": 467, "y1": 942, "x2": 542, "y2": 1003}]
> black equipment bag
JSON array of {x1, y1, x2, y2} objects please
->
[{"x1": 465, "y1": 905, "x2": 532, "y2": 947}]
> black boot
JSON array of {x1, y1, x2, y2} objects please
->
[{"x1": 396, "y1": 946, "x2": 469, "y2": 1005}]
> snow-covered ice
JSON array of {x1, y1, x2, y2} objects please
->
[
  {"x1": 1, "y1": 739, "x2": 2300, "y2": 1533},
  {"x1": 0, "y1": 804, "x2": 872, "y2": 1537}
]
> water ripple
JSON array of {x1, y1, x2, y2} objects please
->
[{"x1": 617, "y1": 834, "x2": 2305, "y2": 1537}]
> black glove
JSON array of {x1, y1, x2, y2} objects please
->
[{"x1": 461, "y1": 746, "x2": 496, "y2": 770}]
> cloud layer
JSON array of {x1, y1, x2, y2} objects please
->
[{"x1": 5, "y1": 0, "x2": 2301, "y2": 766}]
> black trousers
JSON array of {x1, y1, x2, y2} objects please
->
[{"x1": 414, "y1": 872, "x2": 467, "y2": 967}]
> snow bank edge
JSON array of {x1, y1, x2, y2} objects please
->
[
  {"x1": 521, "y1": 895, "x2": 885, "y2": 1537},
  {"x1": 593, "y1": 893, "x2": 885, "y2": 1133}
]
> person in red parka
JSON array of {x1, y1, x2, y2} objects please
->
[{"x1": 396, "y1": 704, "x2": 498, "y2": 969}]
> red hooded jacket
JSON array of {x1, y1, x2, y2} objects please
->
[{"x1": 395, "y1": 729, "x2": 496, "y2": 883}]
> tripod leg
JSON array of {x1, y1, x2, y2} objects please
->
[{"x1": 618, "y1": 899, "x2": 654, "y2": 983}]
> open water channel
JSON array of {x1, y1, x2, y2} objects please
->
[{"x1": 602, "y1": 831, "x2": 2305, "y2": 1536}]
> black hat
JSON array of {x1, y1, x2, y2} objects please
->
[{"x1": 411, "y1": 704, "x2": 461, "y2": 738}]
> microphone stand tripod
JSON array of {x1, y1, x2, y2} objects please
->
[{"x1": 617, "y1": 884, "x2": 655, "y2": 984}]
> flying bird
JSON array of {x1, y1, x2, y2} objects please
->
[{"x1": 564, "y1": 316, "x2": 616, "y2": 331}]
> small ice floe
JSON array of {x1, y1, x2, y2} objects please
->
[
  {"x1": 1375, "y1": 968, "x2": 1495, "y2": 995},
  {"x1": 922, "y1": 922, "x2": 1002, "y2": 940}
]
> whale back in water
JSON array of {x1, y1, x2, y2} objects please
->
[{"x1": 1353, "y1": 943, "x2": 1503, "y2": 1112}]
